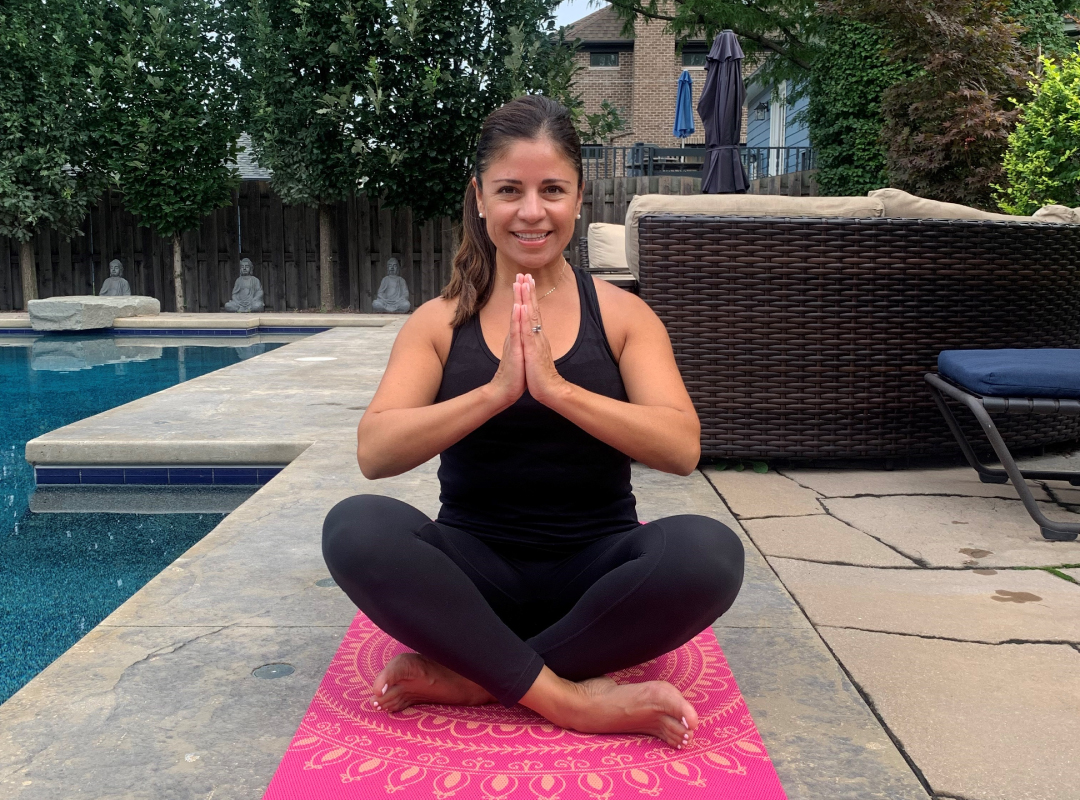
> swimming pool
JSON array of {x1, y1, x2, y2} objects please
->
[{"x1": 0, "y1": 334, "x2": 289, "y2": 703}]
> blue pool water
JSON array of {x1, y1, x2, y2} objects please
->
[{"x1": 0, "y1": 335, "x2": 285, "y2": 703}]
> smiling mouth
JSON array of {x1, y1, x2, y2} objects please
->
[{"x1": 512, "y1": 231, "x2": 551, "y2": 242}]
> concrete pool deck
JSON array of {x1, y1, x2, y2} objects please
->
[{"x1": 1, "y1": 321, "x2": 1078, "y2": 798}]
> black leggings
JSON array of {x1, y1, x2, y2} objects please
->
[{"x1": 322, "y1": 495, "x2": 745, "y2": 707}]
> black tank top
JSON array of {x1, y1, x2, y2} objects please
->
[{"x1": 434, "y1": 268, "x2": 639, "y2": 555}]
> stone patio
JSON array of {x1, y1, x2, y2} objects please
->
[
  {"x1": 708, "y1": 461, "x2": 1080, "y2": 800},
  {"x1": 1, "y1": 319, "x2": 1078, "y2": 799}
]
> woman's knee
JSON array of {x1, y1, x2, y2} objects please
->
[
  {"x1": 322, "y1": 494, "x2": 426, "y2": 575},
  {"x1": 658, "y1": 515, "x2": 745, "y2": 611}
]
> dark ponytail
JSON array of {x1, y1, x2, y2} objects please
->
[{"x1": 442, "y1": 95, "x2": 583, "y2": 327}]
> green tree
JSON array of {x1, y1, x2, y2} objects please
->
[
  {"x1": 806, "y1": 18, "x2": 915, "y2": 196},
  {"x1": 0, "y1": 0, "x2": 104, "y2": 308},
  {"x1": 239, "y1": 0, "x2": 368, "y2": 311},
  {"x1": 575, "y1": 101, "x2": 628, "y2": 144},
  {"x1": 239, "y1": 0, "x2": 579, "y2": 308},
  {"x1": 833, "y1": 0, "x2": 1031, "y2": 209},
  {"x1": 353, "y1": 0, "x2": 585, "y2": 220},
  {"x1": 997, "y1": 47, "x2": 1080, "y2": 214},
  {"x1": 1008, "y1": 0, "x2": 1078, "y2": 58},
  {"x1": 92, "y1": 0, "x2": 242, "y2": 312}
]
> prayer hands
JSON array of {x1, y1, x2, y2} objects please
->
[
  {"x1": 516, "y1": 273, "x2": 567, "y2": 406},
  {"x1": 488, "y1": 272, "x2": 568, "y2": 409}
]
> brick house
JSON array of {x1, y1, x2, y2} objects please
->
[{"x1": 565, "y1": 3, "x2": 750, "y2": 147}]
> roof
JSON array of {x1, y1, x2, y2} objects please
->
[
  {"x1": 232, "y1": 133, "x2": 273, "y2": 180},
  {"x1": 565, "y1": 5, "x2": 632, "y2": 43}
]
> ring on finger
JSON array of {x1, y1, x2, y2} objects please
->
[{"x1": 531, "y1": 325, "x2": 542, "y2": 334}]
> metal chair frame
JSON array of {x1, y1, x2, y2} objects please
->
[{"x1": 925, "y1": 372, "x2": 1080, "y2": 541}]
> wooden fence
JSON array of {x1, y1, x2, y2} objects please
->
[
  {"x1": 0, "y1": 182, "x2": 459, "y2": 313},
  {"x1": 2, "y1": 174, "x2": 728, "y2": 312},
  {"x1": 748, "y1": 169, "x2": 819, "y2": 197}
]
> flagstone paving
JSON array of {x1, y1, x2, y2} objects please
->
[
  {"x1": 741, "y1": 514, "x2": 916, "y2": 567},
  {"x1": 821, "y1": 630, "x2": 1080, "y2": 800},
  {"x1": 709, "y1": 462, "x2": 1080, "y2": 799},
  {"x1": 821, "y1": 494, "x2": 1080, "y2": 568},
  {"x1": 770, "y1": 558, "x2": 1080, "y2": 642}
]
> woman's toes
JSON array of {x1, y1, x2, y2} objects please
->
[
  {"x1": 378, "y1": 693, "x2": 408, "y2": 713},
  {"x1": 372, "y1": 681, "x2": 406, "y2": 709},
  {"x1": 660, "y1": 716, "x2": 690, "y2": 748},
  {"x1": 680, "y1": 704, "x2": 699, "y2": 731}
]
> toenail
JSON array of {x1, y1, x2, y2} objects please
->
[
  {"x1": 372, "y1": 701, "x2": 380, "y2": 708},
  {"x1": 382, "y1": 683, "x2": 388, "y2": 695},
  {"x1": 682, "y1": 716, "x2": 688, "y2": 728}
]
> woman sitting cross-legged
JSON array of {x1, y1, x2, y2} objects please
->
[{"x1": 323, "y1": 95, "x2": 744, "y2": 750}]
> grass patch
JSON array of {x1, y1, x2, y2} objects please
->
[{"x1": 1010, "y1": 564, "x2": 1080, "y2": 584}]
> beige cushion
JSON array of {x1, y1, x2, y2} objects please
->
[
  {"x1": 586, "y1": 223, "x2": 629, "y2": 272},
  {"x1": 1032, "y1": 204, "x2": 1080, "y2": 223},
  {"x1": 871, "y1": 188, "x2": 1080, "y2": 223},
  {"x1": 869, "y1": 188, "x2": 1018, "y2": 220},
  {"x1": 623, "y1": 194, "x2": 885, "y2": 278}
]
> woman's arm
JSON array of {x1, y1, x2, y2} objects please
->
[
  {"x1": 356, "y1": 298, "x2": 527, "y2": 479},
  {"x1": 519, "y1": 276, "x2": 700, "y2": 475}
]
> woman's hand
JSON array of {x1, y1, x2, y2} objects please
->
[
  {"x1": 519, "y1": 273, "x2": 569, "y2": 406},
  {"x1": 487, "y1": 283, "x2": 526, "y2": 408}
]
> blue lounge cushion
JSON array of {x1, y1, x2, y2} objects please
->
[{"x1": 938, "y1": 349, "x2": 1080, "y2": 398}]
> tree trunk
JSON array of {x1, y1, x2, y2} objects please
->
[
  {"x1": 19, "y1": 237, "x2": 38, "y2": 309},
  {"x1": 172, "y1": 232, "x2": 186, "y2": 312},
  {"x1": 319, "y1": 202, "x2": 335, "y2": 312}
]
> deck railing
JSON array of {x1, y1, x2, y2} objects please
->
[{"x1": 581, "y1": 144, "x2": 815, "y2": 181}]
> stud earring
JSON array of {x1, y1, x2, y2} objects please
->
[
  {"x1": 479, "y1": 212, "x2": 484, "y2": 218},
  {"x1": 576, "y1": 213, "x2": 581, "y2": 219}
]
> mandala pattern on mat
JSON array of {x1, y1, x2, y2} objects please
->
[{"x1": 263, "y1": 612, "x2": 786, "y2": 800}]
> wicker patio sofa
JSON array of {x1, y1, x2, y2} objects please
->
[{"x1": 620, "y1": 190, "x2": 1080, "y2": 460}]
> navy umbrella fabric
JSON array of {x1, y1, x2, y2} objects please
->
[
  {"x1": 673, "y1": 69, "x2": 695, "y2": 139},
  {"x1": 697, "y1": 30, "x2": 749, "y2": 193}
]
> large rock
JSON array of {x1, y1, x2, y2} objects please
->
[{"x1": 28, "y1": 295, "x2": 160, "y2": 331}]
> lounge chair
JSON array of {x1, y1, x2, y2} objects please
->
[{"x1": 925, "y1": 349, "x2": 1080, "y2": 541}]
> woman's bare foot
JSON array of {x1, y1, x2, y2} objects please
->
[
  {"x1": 371, "y1": 653, "x2": 496, "y2": 713},
  {"x1": 570, "y1": 676, "x2": 697, "y2": 748},
  {"x1": 521, "y1": 668, "x2": 698, "y2": 749}
]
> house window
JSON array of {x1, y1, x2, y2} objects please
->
[
  {"x1": 682, "y1": 51, "x2": 707, "y2": 68},
  {"x1": 590, "y1": 52, "x2": 619, "y2": 68}
]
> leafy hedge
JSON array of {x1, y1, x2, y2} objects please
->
[
  {"x1": 997, "y1": 46, "x2": 1080, "y2": 214},
  {"x1": 805, "y1": 17, "x2": 913, "y2": 197}
]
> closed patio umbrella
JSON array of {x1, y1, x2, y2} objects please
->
[
  {"x1": 673, "y1": 69, "x2": 695, "y2": 140},
  {"x1": 697, "y1": 30, "x2": 749, "y2": 193}
]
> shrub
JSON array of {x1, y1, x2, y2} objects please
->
[
  {"x1": 997, "y1": 46, "x2": 1080, "y2": 215},
  {"x1": 806, "y1": 17, "x2": 915, "y2": 196}
]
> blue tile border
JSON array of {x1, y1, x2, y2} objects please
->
[
  {"x1": 3, "y1": 325, "x2": 335, "y2": 337},
  {"x1": 107, "y1": 326, "x2": 330, "y2": 337},
  {"x1": 35, "y1": 465, "x2": 286, "y2": 487}
]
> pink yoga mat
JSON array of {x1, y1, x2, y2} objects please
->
[{"x1": 264, "y1": 612, "x2": 787, "y2": 799}]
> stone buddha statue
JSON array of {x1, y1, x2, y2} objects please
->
[
  {"x1": 99, "y1": 259, "x2": 131, "y2": 296},
  {"x1": 373, "y1": 257, "x2": 410, "y2": 313},
  {"x1": 224, "y1": 257, "x2": 265, "y2": 313}
]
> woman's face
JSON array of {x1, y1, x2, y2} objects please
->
[{"x1": 474, "y1": 136, "x2": 583, "y2": 271}]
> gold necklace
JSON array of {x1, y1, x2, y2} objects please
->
[{"x1": 512, "y1": 261, "x2": 568, "y2": 302}]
